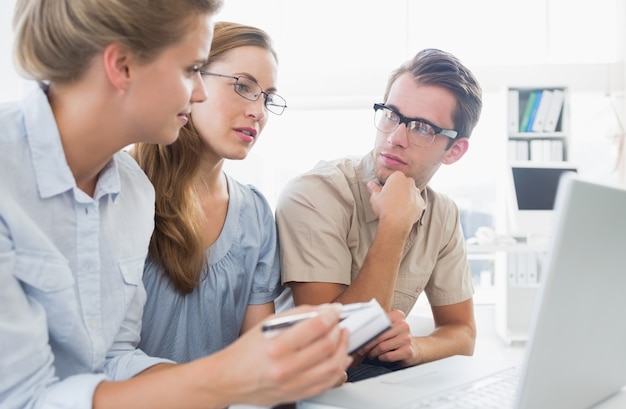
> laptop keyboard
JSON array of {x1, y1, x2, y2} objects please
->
[{"x1": 400, "y1": 366, "x2": 520, "y2": 409}]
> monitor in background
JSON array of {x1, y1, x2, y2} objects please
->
[{"x1": 506, "y1": 162, "x2": 577, "y2": 241}]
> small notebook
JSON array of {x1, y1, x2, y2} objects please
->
[{"x1": 263, "y1": 298, "x2": 391, "y2": 354}]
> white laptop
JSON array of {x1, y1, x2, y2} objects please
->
[{"x1": 298, "y1": 174, "x2": 626, "y2": 409}]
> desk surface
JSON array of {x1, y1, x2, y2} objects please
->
[
  {"x1": 295, "y1": 372, "x2": 626, "y2": 409},
  {"x1": 228, "y1": 390, "x2": 626, "y2": 409}
]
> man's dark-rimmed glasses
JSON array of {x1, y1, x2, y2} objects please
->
[{"x1": 373, "y1": 103, "x2": 457, "y2": 147}]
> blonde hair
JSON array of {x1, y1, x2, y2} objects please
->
[
  {"x1": 12, "y1": 0, "x2": 223, "y2": 84},
  {"x1": 133, "y1": 22, "x2": 277, "y2": 294}
]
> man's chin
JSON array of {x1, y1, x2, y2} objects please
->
[
  {"x1": 373, "y1": 173, "x2": 387, "y2": 186},
  {"x1": 373, "y1": 166, "x2": 395, "y2": 186}
]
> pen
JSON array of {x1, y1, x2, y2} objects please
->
[
  {"x1": 262, "y1": 299, "x2": 377, "y2": 336},
  {"x1": 339, "y1": 301, "x2": 374, "y2": 319}
]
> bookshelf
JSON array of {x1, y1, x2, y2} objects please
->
[
  {"x1": 494, "y1": 86, "x2": 571, "y2": 343},
  {"x1": 507, "y1": 87, "x2": 569, "y2": 162}
]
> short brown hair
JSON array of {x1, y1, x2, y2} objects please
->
[{"x1": 384, "y1": 48, "x2": 482, "y2": 141}]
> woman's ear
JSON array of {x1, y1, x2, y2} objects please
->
[
  {"x1": 442, "y1": 137, "x2": 469, "y2": 165},
  {"x1": 103, "y1": 43, "x2": 132, "y2": 90}
]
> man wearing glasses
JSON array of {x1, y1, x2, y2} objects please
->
[{"x1": 276, "y1": 48, "x2": 483, "y2": 382}]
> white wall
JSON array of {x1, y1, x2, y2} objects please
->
[{"x1": 1, "y1": 0, "x2": 624, "y2": 212}]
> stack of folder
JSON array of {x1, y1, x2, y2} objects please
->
[{"x1": 508, "y1": 88, "x2": 565, "y2": 134}]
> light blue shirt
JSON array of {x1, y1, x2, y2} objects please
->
[
  {"x1": 0, "y1": 85, "x2": 171, "y2": 409},
  {"x1": 139, "y1": 174, "x2": 282, "y2": 363}
]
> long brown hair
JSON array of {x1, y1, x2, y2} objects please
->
[{"x1": 133, "y1": 21, "x2": 277, "y2": 294}]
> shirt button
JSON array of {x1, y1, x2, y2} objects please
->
[{"x1": 88, "y1": 319, "x2": 97, "y2": 329}]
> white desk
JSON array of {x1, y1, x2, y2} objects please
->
[
  {"x1": 295, "y1": 363, "x2": 626, "y2": 409},
  {"x1": 295, "y1": 390, "x2": 626, "y2": 409}
]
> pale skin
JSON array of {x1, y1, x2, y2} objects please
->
[
  {"x1": 190, "y1": 45, "x2": 282, "y2": 332},
  {"x1": 44, "y1": 13, "x2": 351, "y2": 408},
  {"x1": 289, "y1": 72, "x2": 476, "y2": 368}
]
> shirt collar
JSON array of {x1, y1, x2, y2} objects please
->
[{"x1": 94, "y1": 158, "x2": 121, "y2": 202}]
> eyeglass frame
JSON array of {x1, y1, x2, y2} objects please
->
[
  {"x1": 200, "y1": 71, "x2": 287, "y2": 115},
  {"x1": 373, "y1": 103, "x2": 458, "y2": 146}
]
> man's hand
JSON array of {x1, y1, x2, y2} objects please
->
[
  {"x1": 357, "y1": 310, "x2": 416, "y2": 365},
  {"x1": 367, "y1": 171, "x2": 424, "y2": 231}
]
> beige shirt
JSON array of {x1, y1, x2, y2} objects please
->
[{"x1": 276, "y1": 152, "x2": 474, "y2": 314}]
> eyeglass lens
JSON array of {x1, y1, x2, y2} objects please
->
[
  {"x1": 374, "y1": 106, "x2": 436, "y2": 147},
  {"x1": 234, "y1": 77, "x2": 287, "y2": 115}
]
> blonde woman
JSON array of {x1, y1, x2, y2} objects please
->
[{"x1": 0, "y1": 2, "x2": 350, "y2": 408}]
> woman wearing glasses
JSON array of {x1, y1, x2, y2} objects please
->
[{"x1": 133, "y1": 22, "x2": 289, "y2": 363}]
